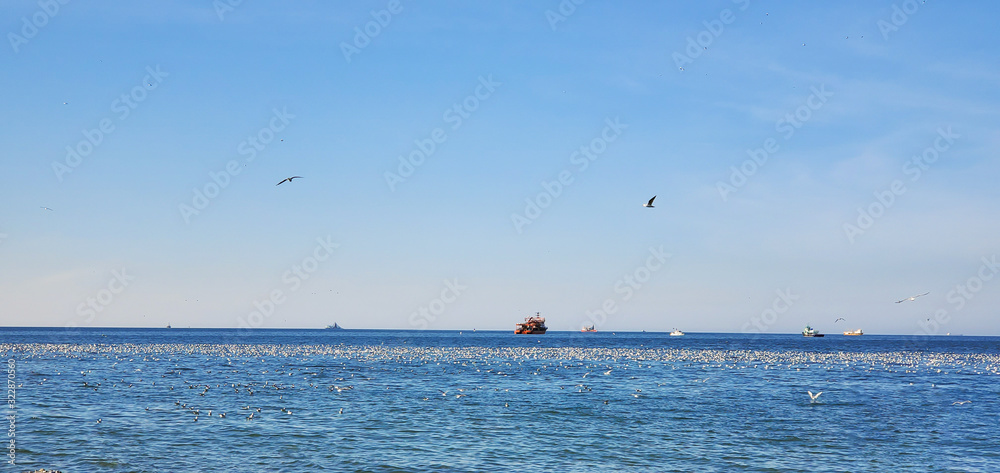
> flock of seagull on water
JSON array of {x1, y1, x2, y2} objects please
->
[{"x1": 6, "y1": 340, "x2": 991, "y2": 430}]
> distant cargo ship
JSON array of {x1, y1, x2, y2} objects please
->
[
  {"x1": 325, "y1": 323, "x2": 343, "y2": 330},
  {"x1": 515, "y1": 313, "x2": 547, "y2": 334},
  {"x1": 843, "y1": 329, "x2": 863, "y2": 336},
  {"x1": 581, "y1": 324, "x2": 596, "y2": 332}
]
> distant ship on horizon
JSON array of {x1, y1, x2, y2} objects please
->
[
  {"x1": 325, "y1": 323, "x2": 344, "y2": 330},
  {"x1": 515, "y1": 313, "x2": 547, "y2": 334},
  {"x1": 803, "y1": 325, "x2": 825, "y2": 337}
]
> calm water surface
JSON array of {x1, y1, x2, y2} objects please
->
[{"x1": 3, "y1": 328, "x2": 999, "y2": 472}]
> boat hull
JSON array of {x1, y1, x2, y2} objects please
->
[{"x1": 515, "y1": 328, "x2": 547, "y2": 334}]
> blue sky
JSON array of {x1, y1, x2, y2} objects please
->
[{"x1": 2, "y1": 1, "x2": 999, "y2": 334}]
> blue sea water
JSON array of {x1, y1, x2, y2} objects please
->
[{"x1": 2, "y1": 328, "x2": 999, "y2": 472}]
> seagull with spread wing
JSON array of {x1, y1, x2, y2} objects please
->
[
  {"x1": 896, "y1": 292, "x2": 929, "y2": 303},
  {"x1": 276, "y1": 176, "x2": 303, "y2": 186},
  {"x1": 643, "y1": 196, "x2": 656, "y2": 208}
]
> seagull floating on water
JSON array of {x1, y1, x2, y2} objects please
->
[
  {"x1": 276, "y1": 176, "x2": 303, "y2": 186},
  {"x1": 643, "y1": 196, "x2": 656, "y2": 208},
  {"x1": 807, "y1": 391, "x2": 822, "y2": 403},
  {"x1": 896, "y1": 292, "x2": 929, "y2": 303}
]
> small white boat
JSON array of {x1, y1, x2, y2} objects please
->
[
  {"x1": 669, "y1": 329, "x2": 685, "y2": 336},
  {"x1": 802, "y1": 325, "x2": 824, "y2": 337}
]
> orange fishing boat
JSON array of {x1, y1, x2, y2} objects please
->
[{"x1": 515, "y1": 313, "x2": 548, "y2": 334}]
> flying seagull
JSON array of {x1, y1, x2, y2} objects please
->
[
  {"x1": 643, "y1": 196, "x2": 656, "y2": 208},
  {"x1": 40, "y1": 206, "x2": 54, "y2": 211},
  {"x1": 896, "y1": 292, "x2": 929, "y2": 303},
  {"x1": 834, "y1": 317, "x2": 845, "y2": 323},
  {"x1": 807, "y1": 391, "x2": 822, "y2": 403},
  {"x1": 276, "y1": 176, "x2": 303, "y2": 186}
]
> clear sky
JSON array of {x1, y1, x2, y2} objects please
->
[{"x1": 2, "y1": 1, "x2": 999, "y2": 334}]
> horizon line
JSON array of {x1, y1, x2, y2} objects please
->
[{"x1": 0, "y1": 326, "x2": 978, "y2": 337}]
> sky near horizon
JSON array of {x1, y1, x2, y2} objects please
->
[{"x1": 2, "y1": 1, "x2": 999, "y2": 334}]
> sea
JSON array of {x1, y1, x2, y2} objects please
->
[{"x1": 2, "y1": 328, "x2": 999, "y2": 472}]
